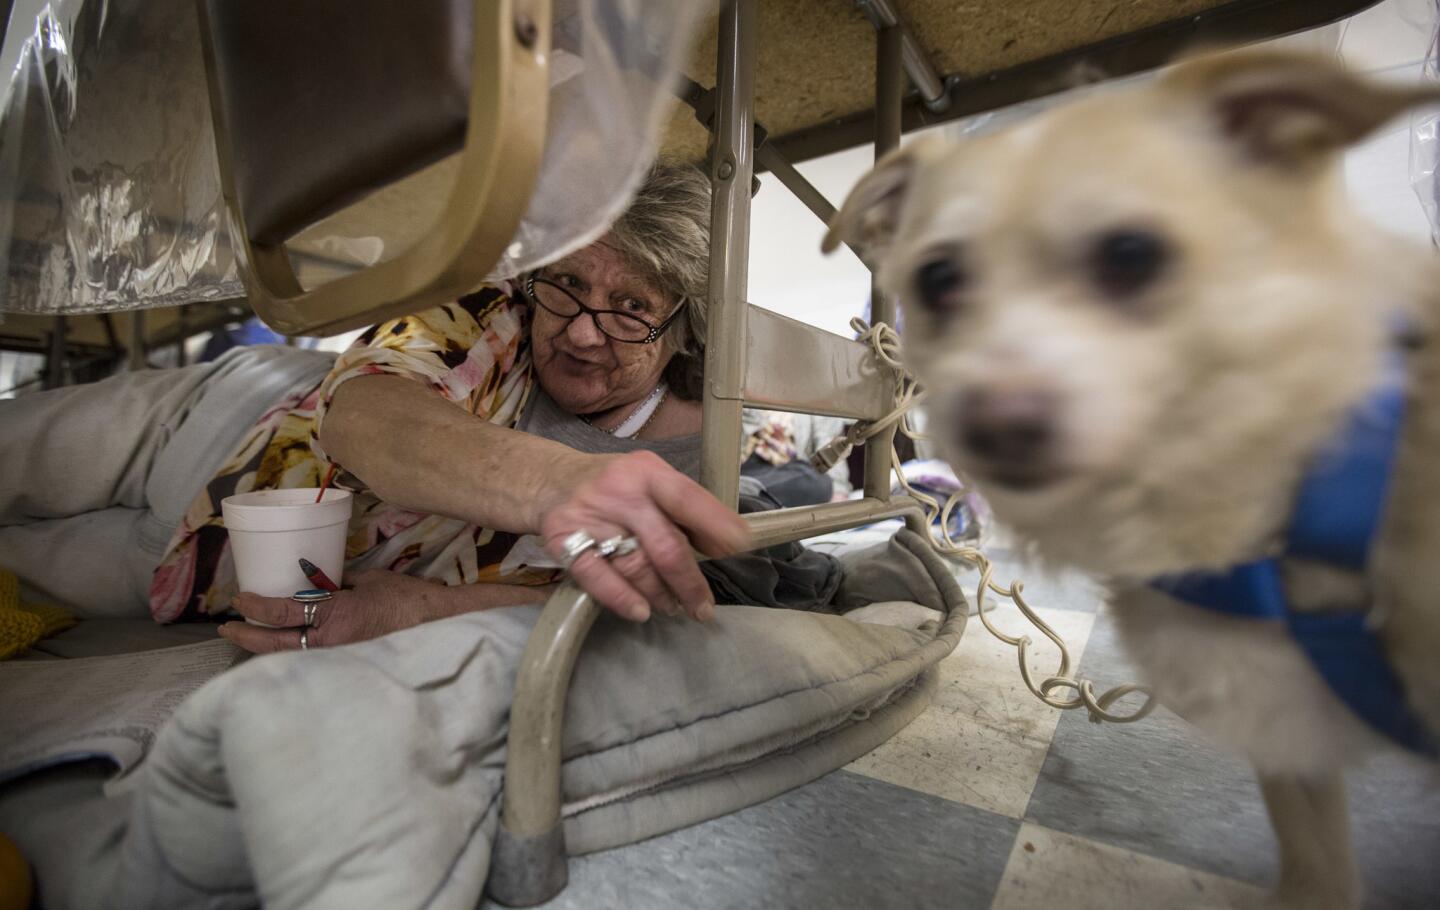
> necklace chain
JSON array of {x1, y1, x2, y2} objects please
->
[
  {"x1": 582, "y1": 384, "x2": 667, "y2": 438},
  {"x1": 626, "y1": 389, "x2": 667, "y2": 438}
]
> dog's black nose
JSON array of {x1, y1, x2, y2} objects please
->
[{"x1": 958, "y1": 388, "x2": 1056, "y2": 470}]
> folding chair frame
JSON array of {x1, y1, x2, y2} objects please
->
[{"x1": 488, "y1": 2, "x2": 924, "y2": 904}]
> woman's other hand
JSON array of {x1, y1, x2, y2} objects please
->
[
  {"x1": 218, "y1": 570, "x2": 554, "y2": 653},
  {"x1": 538, "y1": 450, "x2": 751, "y2": 623}
]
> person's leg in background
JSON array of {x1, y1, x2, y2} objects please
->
[{"x1": 0, "y1": 346, "x2": 334, "y2": 618}]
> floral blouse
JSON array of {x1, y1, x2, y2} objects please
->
[{"x1": 148, "y1": 287, "x2": 561, "y2": 623}]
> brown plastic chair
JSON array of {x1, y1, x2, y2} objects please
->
[{"x1": 195, "y1": 0, "x2": 553, "y2": 336}]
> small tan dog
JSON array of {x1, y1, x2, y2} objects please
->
[{"x1": 825, "y1": 50, "x2": 1440, "y2": 909}]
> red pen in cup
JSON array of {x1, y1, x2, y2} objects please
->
[{"x1": 298, "y1": 557, "x2": 340, "y2": 592}]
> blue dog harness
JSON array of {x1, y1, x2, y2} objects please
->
[{"x1": 1153, "y1": 350, "x2": 1438, "y2": 758}]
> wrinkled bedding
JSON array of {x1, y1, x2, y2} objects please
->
[{"x1": 0, "y1": 530, "x2": 966, "y2": 909}]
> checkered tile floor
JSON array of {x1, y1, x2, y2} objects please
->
[{"x1": 491, "y1": 549, "x2": 1440, "y2": 910}]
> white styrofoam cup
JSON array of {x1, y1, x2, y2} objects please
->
[{"x1": 221, "y1": 489, "x2": 351, "y2": 623}]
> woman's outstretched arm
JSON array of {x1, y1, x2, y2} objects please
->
[{"x1": 320, "y1": 372, "x2": 597, "y2": 535}]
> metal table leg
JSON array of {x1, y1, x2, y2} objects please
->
[
  {"x1": 698, "y1": 0, "x2": 758, "y2": 511},
  {"x1": 862, "y1": 24, "x2": 904, "y2": 500}
]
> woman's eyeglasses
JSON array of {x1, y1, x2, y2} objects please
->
[{"x1": 524, "y1": 274, "x2": 684, "y2": 345}]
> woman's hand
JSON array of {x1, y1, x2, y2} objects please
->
[
  {"x1": 538, "y1": 450, "x2": 751, "y2": 623},
  {"x1": 218, "y1": 570, "x2": 555, "y2": 653}
]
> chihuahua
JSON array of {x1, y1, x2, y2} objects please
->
[{"x1": 825, "y1": 50, "x2": 1440, "y2": 909}]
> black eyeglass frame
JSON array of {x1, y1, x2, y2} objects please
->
[{"x1": 523, "y1": 274, "x2": 686, "y2": 345}]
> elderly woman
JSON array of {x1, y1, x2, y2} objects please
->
[{"x1": 0, "y1": 162, "x2": 748, "y2": 653}]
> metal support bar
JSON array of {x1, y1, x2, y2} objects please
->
[
  {"x1": 676, "y1": 75, "x2": 863, "y2": 263},
  {"x1": 43, "y1": 316, "x2": 66, "y2": 390},
  {"x1": 99, "y1": 313, "x2": 122, "y2": 359},
  {"x1": 745, "y1": 496, "x2": 922, "y2": 549},
  {"x1": 855, "y1": 0, "x2": 948, "y2": 112},
  {"x1": 699, "y1": 0, "x2": 758, "y2": 509},
  {"x1": 174, "y1": 308, "x2": 189, "y2": 367},
  {"x1": 128, "y1": 311, "x2": 148, "y2": 371},
  {"x1": 146, "y1": 300, "x2": 251, "y2": 350},
  {"x1": 874, "y1": 26, "x2": 904, "y2": 159},
  {"x1": 755, "y1": 141, "x2": 871, "y2": 264},
  {"x1": 489, "y1": 582, "x2": 602, "y2": 907},
  {"x1": 754, "y1": 143, "x2": 834, "y2": 224},
  {"x1": 0, "y1": 335, "x2": 114, "y2": 358},
  {"x1": 863, "y1": 24, "x2": 904, "y2": 500}
]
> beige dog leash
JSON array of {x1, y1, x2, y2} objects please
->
[{"x1": 816, "y1": 317, "x2": 1155, "y2": 725}]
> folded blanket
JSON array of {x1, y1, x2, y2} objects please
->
[{"x1": 3, "y1": 530, "x2": 966, "y2": 910}]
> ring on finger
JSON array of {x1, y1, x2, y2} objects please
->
[
  {"x1": 613, "y1": 536, "x2": 640, "y2": 558},
  {"x1": 292, "y1": 588, "x2": 332, "y2": 628},
  {"x1": 561, "y1": 530, "x2": 599, "y2": 569},
  {"x1": 300, "y1": 628, "x2": 310, "y2": 651},
  {"x1": 596, "y1": 535, "x2": 638, "y2": 559}
]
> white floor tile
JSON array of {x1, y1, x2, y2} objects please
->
[
  {"x1": 990, "y1": 823, "x2": 1266, "y2": 910},
  {"x1": 846, "y1": 599, "x2": 1095, "y2": 818}
]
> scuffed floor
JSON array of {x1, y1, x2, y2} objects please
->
[{"x1": 490, "y1": 546, "x2": 1440, "y2": 910}]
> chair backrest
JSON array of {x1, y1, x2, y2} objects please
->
[
  {"x1": 197, "y1": 0, "x2": 552, "y2": 335},
  {"x1": 202, "y1": 0, "x2": 473, "y2": 247}
]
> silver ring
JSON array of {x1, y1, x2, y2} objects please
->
[
  {"x1": 291, "y1": 589, "x2": 334, "y2": 603},
  {"x1": 597, "y1": 535, "x2": 640, "y2": 559},
  {"x1": 613, "y1": 536, "x2": 640, "y2": 557},
  {"x1": 303, "y1": 602, "x2": 318, "y2": 627},
  {"x1": 560, "y1": 530, "x2": 598, "y2": 569},
  {"x1": 300, "y1": 628, "x2": 309, "y2": 651}
]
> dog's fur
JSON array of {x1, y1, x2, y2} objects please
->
[{"x1": 824, "y1": 50, "x2": 1440, "y2": 909}]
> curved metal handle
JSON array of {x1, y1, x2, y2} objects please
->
[
  {"x1": 488, "y1": 579, "x2": 601, "y2": 906},
  {"x1": 488, "y1": 494, "x2": 924, "y2": 905}
]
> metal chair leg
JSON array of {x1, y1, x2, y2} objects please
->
[{"x1": 486, "y1": 580, "x2": 601, "y2": 907}]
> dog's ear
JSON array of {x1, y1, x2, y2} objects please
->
[
  {"x1": 1167, "y1": 49, "x2": 1440, "y2": 168},
  {"x1": 822, "y1": 138, "x2": 945, "y2": 260}
]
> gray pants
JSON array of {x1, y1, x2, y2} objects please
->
[{"x1": 0, "y1": 346, "x2": 335, "y2": 618}]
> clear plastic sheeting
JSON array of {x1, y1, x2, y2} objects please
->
[
  {"x1": 0, "y1": 0, "x2": 240, "y2": 314},
  {"x1": 1411, "y1": 0, "x2": 1440, "y2": 246},
  {"x1": 490, "y1": 0, "x2": 710, "y2": 284},
  {"x1": 0, "y1": 0, "x2": 710, "y2": 316}
]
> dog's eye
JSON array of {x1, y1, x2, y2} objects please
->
[
  {"x1": 913, "y1": 255, "x2": 967, "y2": 315},
  {"x1": 1091, "y1": 230, "x2": 1168, "y2": 299}
]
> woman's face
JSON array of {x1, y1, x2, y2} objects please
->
[{"x1": 529, "y1": 238, "x2": 680, "y2": 415}]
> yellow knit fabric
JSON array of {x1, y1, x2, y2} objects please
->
[{"x1": 0, "y1": 569, "x2": 75, "y2": 661}]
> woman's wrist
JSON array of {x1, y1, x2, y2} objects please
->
[
  {"x1": 425, "y1": 580, "x2": 557, "y2": 621},
  {"x1": 524, "y1": 449, "x2": 614, "y2": 533}
]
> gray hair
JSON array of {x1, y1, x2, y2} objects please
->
[{"x1": 606, "y1": 160, "x2": 711, "y2": 401}]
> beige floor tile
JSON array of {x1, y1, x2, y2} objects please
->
[
  {"x1": 990, "y1": 823, "x2": 1266, "y2": 910},
  {"x1": 846, "y1": 598, "x2": 1095, "y2": 818}
]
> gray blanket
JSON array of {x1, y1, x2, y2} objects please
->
[{"x1": 1, "y1": 530, "x2": 966, "y2": 910}]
